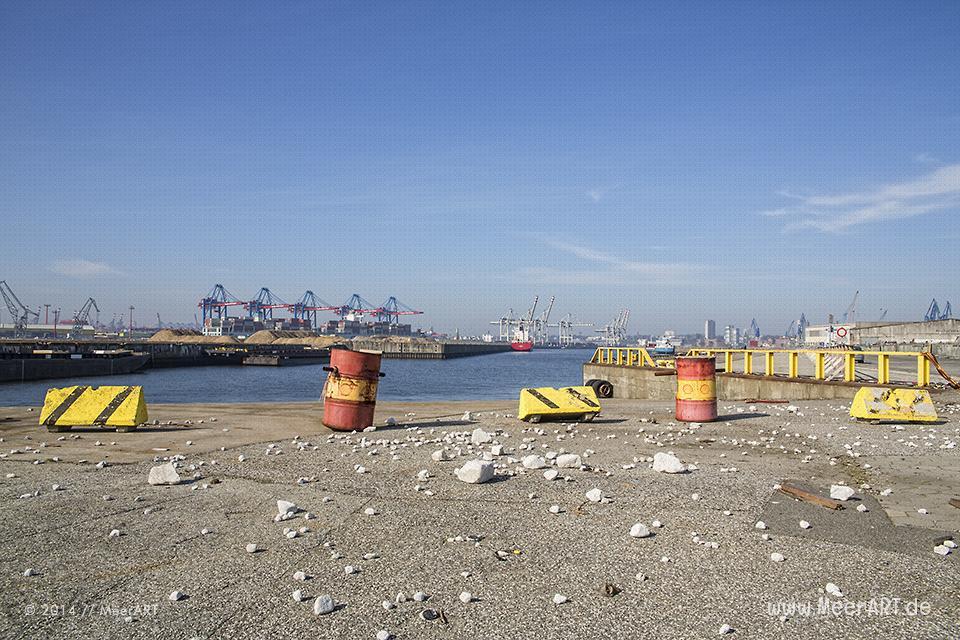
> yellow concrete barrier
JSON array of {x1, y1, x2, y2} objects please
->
[
  {"x1": 849, "y1": 387, "x2": 937, "y2": 423},
  {"x1": 518, "y1": 386, "x2": 601, "y2": 423},
  {"x1": 39, "y1": 386, "x2": 148, "y2": 431}
]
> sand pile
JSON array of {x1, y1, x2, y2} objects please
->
[
  {"x1": 147, "y1": 329, "x2": 239, "y2": 345},
  {"x1": 244, "y1": 330, "x2": 348, "y2": 348}
]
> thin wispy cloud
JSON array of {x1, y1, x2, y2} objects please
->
[
  {"x1": 49, "y1": 259, "x2": 121, "y2": 278},
  {"x1": 538, "y1": 239, "x2": 702, "y2": 284},
  {"x1": 912, "y1": 152, "x2": 939, "y2": 164},
  {"x1": 763, "y1": 164, "x2": 960, "y2": 232}
]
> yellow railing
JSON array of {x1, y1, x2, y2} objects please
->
[{"x1": 589, "y1": 347, "x2": 933, "y2": 387}]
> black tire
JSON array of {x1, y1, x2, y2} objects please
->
[
  {"x1": 595, "y1": 380, "x2": 614, "y2": 398},
  {"x1": 587, "y1": 379, "x2": 603, "y2": 394},
  {"x1": 585, "y1": 379, "x2": 600, "y2": 388}
]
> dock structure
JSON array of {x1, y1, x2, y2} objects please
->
[
  {"x1": 350, "y1": 339, "x2": 511, "y2": 359},
  {"x1": 583, "y1": 346, "x2": 952, "y2": 401},
  {"x1": 0, "y1": 338, "x2": 512, "y2": 382}
]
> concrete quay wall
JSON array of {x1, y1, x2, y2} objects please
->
[{"x1": 582, "y1": 363, "x2": 913, "y2": 401}]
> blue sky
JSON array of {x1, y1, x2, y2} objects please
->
[{"x1": 2, "y1": 2, "x2": 958, "y2": 334}]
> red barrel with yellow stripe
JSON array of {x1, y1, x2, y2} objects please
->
[
  {"x1": 322, "y1": 349, "x2": 385, "y2": 431},
  {"x1": 675, "y1": 356, "x2": 717, "y2": 422}
]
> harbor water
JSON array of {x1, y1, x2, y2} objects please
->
[{"x1": 0, "y1": 348, "x2": 594, "y2": 406}]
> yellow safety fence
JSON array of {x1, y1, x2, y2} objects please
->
[{"x1": 589, "y1": 347, "x2": 947, "y2": 388}]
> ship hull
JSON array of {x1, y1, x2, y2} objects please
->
[{"x1": 511, "y1": 341, "x2": 533, "y2": 352}]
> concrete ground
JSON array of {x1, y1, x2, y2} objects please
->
[{"x1": 0, "y1": 396, "x2": 958, "y2": 639}]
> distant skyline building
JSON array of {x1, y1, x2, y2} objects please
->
[
  {"x1": 723, "y1": 325, "x2": 741, "y2": 346},
  {"x1": 705, "y1": 319, "x2": 716, "y2": 340}
]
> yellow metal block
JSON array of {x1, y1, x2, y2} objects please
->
[
  {"x1": 849, "y1": 387, "x2": 938, "y2": 423},
  {"x1": 518, "y1": 386, "x2": 601, "y2": 423},
  {"x1": 40, "y1": 386, "x2": 148, "y2": 430}
]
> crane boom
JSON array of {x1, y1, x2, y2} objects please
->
[
  {"x1": 72, "y1": 298, "x2": 99, "y2": 332},
  {"x1": 0, "y1": 281, "x2": 39, "y2": 335}
]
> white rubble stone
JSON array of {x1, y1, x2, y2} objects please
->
[
  {"x1": 23, "y1": 568, "x2": 37, "y2": 577},
  {"x1": 431, "y1": 449, "x2": 453, "y2": 462},
  {"x1": 549, "y1": 504, "x2": 562, "y2": 514},
  {"x1": 459, "y1": 591, "x2": 473, "y2": 603},
  {"x1": 470, "y1": 428, "x2": 491, "y2": 446},
  {"x1": 755, "y1": 521, "x2": 767, "y2": 530},
  {"x1": 344, "y1": 565, "x2": 358, "y2": 575},
  {"x1": 556, "y1": 453, "x2": 582, "y2": 469},
  {"x1": 148, "y1": 462, "x2": 182, "y2": 485},
  {"x1": 292, "y1": 589, "x2": 307, "y2": 602},
  {"x1": 384, "y1": 417, "x2": 397, "y2": 426},
  {"x1": 293, "y1": 571, "x2": 308, "y2": 582},
  {"x1": 413, "y1": 591, "x2": 428, "y2": 602},
  {"x1": 108, "y1": 529, "x2": 121, "y2": 539},
  {"x1": 277, "y1": 500, "x2": 298, "y2": 515},
  {"x1": 377, "y1": 631, "x2": 391, "y2": 640},
  {"x1": 829, "y1": 485, "x2": 856, "y2": 501},
  {"x1": 770, "y1": 553, "x2": 785, "y2": 562},
  {"x1": 490, "y1": 444, "x2": 504, "y2": 456},
  {"x1": 314, "y1": 595, "x2": 336, "y2": 615},
  {"x1": 455, "y1": 460, "x2": 495, "y2": 484},
  {"x1": 169, "y1": 591, "x2": 185, "y2": 601},
  {"x1": 543, "y1": 469, "x2": 559, "y2": 481},
  {"x1": 825, "y1": 583, "x2": 843, "y2": 598},
  {"x1": 552, "y1": 593, "x2": 568, "y2": 604},
  {"x1": 585, "y1": 488, "x2": 603, "y2": 503},
  {"x1": 522, "y1": 454, "x2": 547, "y2": 469},
  {"x1": 245, "y1": 543, "x2": 259, "y2": 553},
  {"x1": 364, "y1": 507, "x2": 377, "y2": 516},
  {"x1": 799, "y1": 520, "x2": 811, "y2": 530},
  {"x1": 934, "y1": 545, "x2": 950, "y2": 556},
  {"x1": 943, "y1": 540, "x2": 958, "y2": 549},
  {"x1": 856, "y1": 504, "x2": 869, "y2": 513},
  {"x1": 652, "y1": 452, "x2": 686, "y2": 474},
  {"x1": 629, "y1": 523, "x2": 651, "y2": 538},
  {"x1": 718, "y1": 624, "x2": 734, "y2": 635}
]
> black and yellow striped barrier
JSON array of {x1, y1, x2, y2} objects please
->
[
  {"x1": 39, "y1": 386, "x2": 148, "y2": 431},
  {"x1": 518, "y1": 385, "x2": 601, "y2": 423}
]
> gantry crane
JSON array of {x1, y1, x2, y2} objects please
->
[
  {"x1": 596, "y1": 309, "x2": 629, "y2": 346},
  {"x1": 0, "y1": 281, "x2": 39, "y2": 336},
  {"x1": 72, "y1": 297, "x2": 99, "y2": 333},
  {"x1": 556, "y1": 313, "x2": 593, "y2": 347}
]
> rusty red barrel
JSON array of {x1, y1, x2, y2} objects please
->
[
  {"x1": 675, "y1": 356, "x2": 718, "y2": 422},
  {"x1": 322, "y1": 348, "x2": 384, "y2": 431}
]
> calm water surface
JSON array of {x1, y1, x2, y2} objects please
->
[{"x1": 0, "y1": 349, "x2": 594, "y2": 406}]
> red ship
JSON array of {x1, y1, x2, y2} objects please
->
[{"x1": 511, "y1": 327, "x2": 533, "y2": 351}]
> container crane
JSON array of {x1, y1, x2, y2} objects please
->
[
  {"x1": 597, "y1": 309, "x2": 629, "y2": 346},
  {"x1": 0, "y1": 281, "x2": 39, "y2": 336},
  {"x1": 198, "y1": 284, "x2": 246, "y2": 323},
  {"x1": 292, "y1": 291, "x2": 338, "y2": 328},
  {"x1": 337, "y1": 294, "x2": 379, "y2": 320},
  {"x1": 749, "y1": 318, "x2": 760, "y2": 339},
  {"x1": 72, "y1": 298, "x2": 99, "y2": 333},
  {"x1": 556, "y1": 313, "x2": 593, "y2": 347},
  {"x1": 842, "y1": 291, "x2": 859, "y2": 324},
  {"x1": 246, "y1": 288, "x2": 292, "y2": 321},
  {"x1": 375, "y1": 297, "x2": 424, "y2": 324},
  {"x1": 924, "y1": 298, "x2": 953, "y2": 321},
  {"x1": 531, "y1": 295, "x2": 554, "y2": 344}
]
